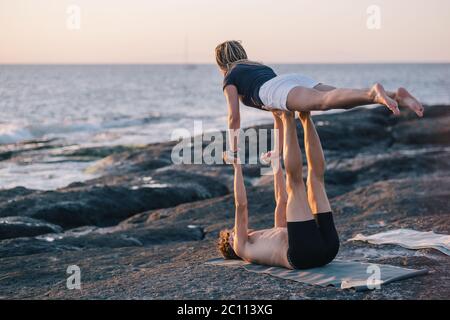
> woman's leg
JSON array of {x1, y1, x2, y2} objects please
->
[
  {"x1": 287, "y1": 83, "x2": 399, "y2": 114},
  {"x1": 298, "y1": 112, "x2": 331, "y2": 214},
  {"x1": 394, "y1": 87, "x2": 424, "y2": 117},
  {"x1": 311, "y1": 83, "x2": 423, "y2": 117},
  {"x1": 279, "y1": 112, "x2": 314, "y2": 222}
]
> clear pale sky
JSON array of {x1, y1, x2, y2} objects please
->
[{"x1": 1, "y1": 0, "x2": 449, "y2": 64}]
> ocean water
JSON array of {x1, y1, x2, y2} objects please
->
[{"x1": 1, "y1": 64, "x2": 449, "y2": 190}]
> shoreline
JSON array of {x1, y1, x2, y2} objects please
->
[
  {"x1": 0, "y1": 104, "x2": 448, "y2": 191},
  {"x1": 0, "y1": 104, "x2": 449, "y2": 299}
]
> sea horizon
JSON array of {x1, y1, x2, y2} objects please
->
[
  {"x1": 2, "y1": 62, "x2": 450, "y2": 65},
  {"x1": 1, "y1": 0, "x2": 449, "y2": 302},
  {"x1": 1, "y1": 63, "x2": 449, "y2": 190}
]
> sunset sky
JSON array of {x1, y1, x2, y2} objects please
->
[{"x1": 1, "y1": 0, "x2": 449, "y2": 64}]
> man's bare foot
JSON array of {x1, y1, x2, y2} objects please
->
[
  {"x1": 298, "y1": 111, "x2": 311, "y2": 123},
  {"x1": 370, "y1": 83, "x2": 400, "y2": 115},
  {"x1": 280, "y1": 110, "x2": 295, "y2": 122},
  {"x1": 272, "y1": 110, "x2": 284, "y2": 118},
  {"x1": 395, "y1": 87, "x2": 424, "y2": 117}
]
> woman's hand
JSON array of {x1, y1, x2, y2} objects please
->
[
  {"x1": 223, "y1": 150, "x2": 240, "y2": 165},
  {"x1": 225, "y1": 85, "x2": 241, "y2": 152}
]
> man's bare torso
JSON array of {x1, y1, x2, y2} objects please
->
[{"x1": 242, "y1": 227, "x2": 292, "y2": 269}]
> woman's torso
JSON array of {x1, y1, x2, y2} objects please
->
[{"x1": 223, "y1": 63, "x2": 277, "y2": 109}]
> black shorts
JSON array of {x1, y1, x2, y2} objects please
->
[{"x1": 287, "y1": 212, "x2": 340, "y2": 269}]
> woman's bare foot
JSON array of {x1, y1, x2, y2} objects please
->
[
  {"x1": 370, "y1": 83, "x2": 400, "y2": 115},
  {"x1": 395, "y1": 87, "x2": 424, "y2": 117}
]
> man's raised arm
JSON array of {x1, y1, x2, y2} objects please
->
[{"x1": 232, "y1": 162, "x2": 249, "y2": 254}]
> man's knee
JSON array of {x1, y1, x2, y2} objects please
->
[
  {"x1": 307, "y1": 170, "x2": 325, "y2": 185},
  {"x1": 286, "y1": 170, "x2": 303, "y2": 187},
  {"x1": 276, "y1": 195, "x2": 288, "y2": 207},
  {"x1": 286, "y1": 175, "x2": 305, "y2": 196}
]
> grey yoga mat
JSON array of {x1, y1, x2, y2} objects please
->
[{"x1": 206, "y1": 258, "x2": 428, "y2": 291}]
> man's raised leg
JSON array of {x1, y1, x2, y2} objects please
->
[
  {"x1": 280, "y1": 112, "x2": 314, "y2": 222},
  {"x1": 299, "y1": 112, "x2": 340, "y2": 262},
  {"x1": 271, "y1": 113, "x2": 288, "y2": 228},
  {"x1": 298, "y1": 112, "x2": 331, "y2": 214}
]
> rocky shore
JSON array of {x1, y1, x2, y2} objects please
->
[{"x1": 0, "y1": 105, "x2": 449, "y2": 299}]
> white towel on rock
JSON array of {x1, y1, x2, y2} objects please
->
[{"x1": 349, "y1": 229, "x2": 450, "y2": 256}]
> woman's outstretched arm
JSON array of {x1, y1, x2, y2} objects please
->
[
  {"x1": 224, "y1": 85, "x2": 240, "y2": 152},
  {"x1": 223, "y1": 151, "x2": 249, "y2": 254}
]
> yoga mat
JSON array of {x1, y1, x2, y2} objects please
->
[
  {"x1": 349, "y1": 229, "x2": 450, "y2": 256},
  {"x1": 206, "y1": 258, "x2": 428, "y2": 291}
]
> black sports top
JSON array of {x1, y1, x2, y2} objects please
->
[{"x1": 222, "y1": 63, "x2": 277, "y2": 109}]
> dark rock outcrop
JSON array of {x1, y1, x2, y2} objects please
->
[
  {"x1": 0, "y1": 216, "x2": 62, "y2": 240},
  {"x1": 0, "y1": 170, "x2": 228, "y2": 229},
  {"x1": 0, "y1": 224, "x2": 204, "y2": 258},
  {"x1": 0, "y1": 105, "x2": 449, "y2": 300}
]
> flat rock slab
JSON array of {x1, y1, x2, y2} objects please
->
[
  {"x1": 0, "y1": 105, "x2": 449, "y2": 299},
  {"x1": 0, "y1": 216, "x2": 62, "y2": 240}
]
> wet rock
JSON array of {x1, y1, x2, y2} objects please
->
[
  {"x1": 0, "y1": 223, "x2": 204, "y2": 258},
  {"x1": 0, "y1": 139, "x2": 62, "y2": 161},
  {"x1": 60, "y1": 145, "x2": 144, "y2": 159},
  {"x1": 392, "y1": 117, "x2": 450, "y2": 145},
  {"x1": 0, "y1": 186, "x2": 35, "y2": 203},
  {"x1": 0, "y1": 105, "x2": 449, "y2": 299},
  {"x1": 0, "y1": 172, "x2": 228, "y2": 229},
  {"x1": 311, "y1": 107, "x2": 395, "y2": 152},
  {"x1": 0, "y1": 216, "x2": 62, "y2": 240},
  {"x1": 85, "y1": 141, "x2": 175, "y2": 175}
]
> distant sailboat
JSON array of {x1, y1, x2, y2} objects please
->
[{"x1": 184, "y1": 33, "x2": 196, "y2": 70}]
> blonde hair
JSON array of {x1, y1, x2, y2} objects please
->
[{"x1": 215, "y1": 40, "x2": 262, "y2": 72}]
